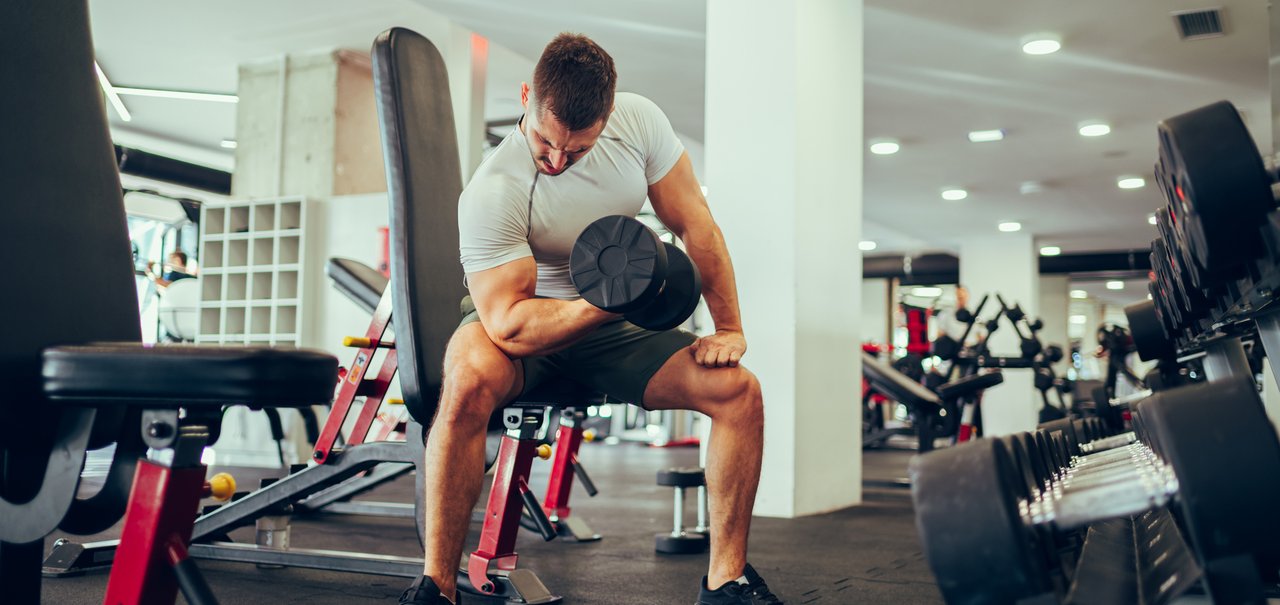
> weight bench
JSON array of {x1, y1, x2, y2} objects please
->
[
  {"x1": 2, "y1": 5, "x2": 340, "y2": 605},
  {"x1": 861, "y1": 351, "x2": 1003, "y2": 452}
]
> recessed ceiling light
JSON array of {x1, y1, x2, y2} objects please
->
[
  {"x1": 220, "y1": 139, "x2": 238, "y2": 149},
  {"x1": 1069, "y1": 314, "x2": 1087, "y2": 324},
  {"x1": 869, "y1": 139, "x2": 900, "y2": 155},
  {"x1": 1106, "y1": 280, "x2": 1125, "y2": 290},
  {"x1": 858, "y1": 240, "x2": 878, "y2": 251},
  {"x1": 1020, "y1": 181, "x2": 1045, "y2": 195},
  {"x1": 998, "y1": 221, "x2": 1023, "y2": 232},
  {"x1": 913, "y1": 287, "x2": 943, "y2": 297},
  {"x1": 968, "y1": 129, "x2": 1005, "y2": 143},
  {"x1": 941, "y1": 188, "x2": 968, "y2": 201},
  {"x1": 1078, "y1": 121, "x2": 1111, "y2": 137},
  {"x1": 1039, "y1": 246, "x2": 1061, "y2": 256},
  {"x1": 1147, "y1": 293, "x2": 1153, "y2": 300},
  {"x1": 1070, "y1": 289, "x2": 1088, "y2": 299},
  {"x1": 1117, "y1": 176, "x2": 1146, "y2": 189},
  {"x1": 1148, "y1": 214, "x2": 1158, "y2": 225},
  {"x1": 1021, "y1": 34, "x2": 1062, "y2": 55}
]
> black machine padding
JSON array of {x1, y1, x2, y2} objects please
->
[
  {"x1": 935, "y1": 371, "x2": 1004, "y2": 401},
  {"x1": 43, "y1": 344, "x2": 337, "y2": 407},
  {"x1": 327, "y1": 258, "x2": 389, "y2": 314},
  {"x1": 372, "y1": 28, "x2": 469, "y2": 424},
  {"x1": 2, "y1": 0, "x2": 142, "y2": 410},
  {"x1": 862, "y1": 351, "x2": 940, "y2": 409}
]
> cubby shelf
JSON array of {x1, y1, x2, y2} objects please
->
[{"x1": 197, "y1": 197, "x2": 309, "y2": 347}]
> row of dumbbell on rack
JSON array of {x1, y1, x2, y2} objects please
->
[
  {"x1": 1130, "y1": 99, "x2": 1280, "y2": 359},
  {"x1": 910, "y1": 374, "x2": 1280, "y2": 605}
]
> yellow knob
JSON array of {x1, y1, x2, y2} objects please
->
[
  {"x1": 208, "y1": 473, "x2": 236, "y2": 501},
  {"x1": 343, "y1": 336, "x2": 374, "y2": 348},
  {"x1": 387, "y1": 398, "x2": 404, "y2": 406},
  {"x1": 582, "y1": 429, "x2": 597, "y2": 443},
  {"x1": 536, "y1": 444, "x2": 553, "y2": 460}
]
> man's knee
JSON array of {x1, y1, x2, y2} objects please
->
[
  {"x1": 438, "y1": 351, "x2": 514, "y2": 431},
  {"x1": 703, "y1": 368, "x2": 763, "y2": 424}
]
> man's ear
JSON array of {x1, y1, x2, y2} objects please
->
[{"x1": 520, "y1": 82, "x2": 530, "y2": 108}]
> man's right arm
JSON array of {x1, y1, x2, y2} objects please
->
[{"x1": 468, "y1": 257, "x2": 616, "y2": 359}]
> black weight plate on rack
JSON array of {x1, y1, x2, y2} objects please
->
[
  {"x1": 910, "y1": 440, "x2": 1052, "y2": 604},
  {"x1": 1140, "y1": 377, "x2": 1280, "y2": 584},
  {"x1": 570, "y1": 215, "x2": 668, "y2": 313},
  {"x1": 1157, "y1": 101, "x2": 1272, "y2": 280},
  {"x1": 1126, "y1": 299, "x2": 1177, "y2": 361}
]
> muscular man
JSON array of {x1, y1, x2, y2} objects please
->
[{"x1": 400, "y1": 33, "x2": 779, "y2": 605}]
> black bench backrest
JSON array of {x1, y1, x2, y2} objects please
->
[
  {"x1": 371, "y1": 28, "x2": 468, "y2": 423},
  {"x1": 1, "y1": 0, "x2": 140, "y2": 416}
]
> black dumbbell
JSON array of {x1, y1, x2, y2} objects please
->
[
  {"x1": 570, "y1": 215, "x2": 702, "y2": 331},
  {"x1": 655, "y1": 467, "x2": 709, "y2": 554},
  {"x1": 912, "y1": 377, "x2": 1280, "y2": 604}
]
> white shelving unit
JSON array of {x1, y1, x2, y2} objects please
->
[{"x1": 196, "y1": 197, "x2": 309, "y2": 348}]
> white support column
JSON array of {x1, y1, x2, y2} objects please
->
[
  {"x1": 960, "y1": 233, "x2": 1038, "y2": 435},
  {"x1": 448, "y1": 25, "x2": 488, "y2": 182},
  {"x1": 1038, "y1": 275, "x2": 1070, "y2": 376},
  {"x1": 705, "y1": 0, "x2": 863, "y2": 518}
]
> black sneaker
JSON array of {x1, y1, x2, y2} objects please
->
[
  {"x1": 399, "y1": 576, "x2": 459, "y2": 605},
  {"x1": 696, "y1": 564, "x2": 783, "y2": 604}
]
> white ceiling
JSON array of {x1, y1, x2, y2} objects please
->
[{"x1": 89, "y1": 0, "x2": 1273, "y2": 256}]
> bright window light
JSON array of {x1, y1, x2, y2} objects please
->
[
  {"x1": 968, "y1": 129, "x2": 1005, "y2": 143},
  {"x1": 700, "y1": 185, "x2": 709, "y2": 196},
  {"x1": 1069, "y1": 314, "x2": 1088, "y2": 324},
  {"x1": 913, "y1": 287, "x2": 943, "y2": 297},
  {"x1": 941, "y1": 188, "x2": 968, "y2": 201},
  {"x1": 1021, "y1": 34, "x2": 1062, "y2": 55},
  {"x1": 1039, "y1": 246, "x2": 1061, "y2": 256},
  {"x1": 869, "y1": 139, "x2": 900, "y2": 155},
  {"x1": 1118, "y1": 176, "x2": 1146, "y2": 189},
  {"x1": 858, "y1": 240, "x2": 878, "y2": 251},
  {"x1": 1070, "y1": 289, "x2": 1088, "y2": 299},
  {"x1": 1106, "y1": 280, "x2": 1125, "y2": 290},
  {"x1": 1078, "y1": 121, "x2": 1111, "y2": 137},
  {"x1": 1148, "y1": 214, "x2": 1158, "y2": 225},
  {"x1": 220, "y1": 139, "x2": 238, "y2": 149},
  {"x1": 998, "y1": 221, "x2": 1022, "y2": 232}
]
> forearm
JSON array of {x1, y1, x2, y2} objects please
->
[
  {"x1": 681, "y1": 222, "x2": 742, "y2": 333},
  {"x1": 484, "y1": 297, "x2": 615, "y2": 358}
]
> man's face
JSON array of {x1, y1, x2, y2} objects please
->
[
  {"x1": 521, "y1": 86, "x2": 606, "y2": 176},
  {"x1": 956, "y1": 286, "x2": 969, "y2": 309}
]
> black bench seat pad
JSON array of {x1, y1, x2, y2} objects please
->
[
  {"x1": 42, "y1": 344, "x2": 338, "y2": 408},
  {"x1": 936, "y1": 371, "x2": 1004, "y2": 401},
  {"x1": 862, "y1": 351, "x2": 940, "y2": 409},
  {"x1": 514, "y1": 376, "x2": 611, "y2": 408},
  {"x1": 327, "y1": 258, "x2": 388, "y2": 315}
]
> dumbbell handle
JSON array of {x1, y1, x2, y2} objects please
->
[
  {"x1": 1079, "y1": 432, "x2": 1138, "y2": 454},
  {"x1": 1027, "y1": 470, "x2": 1178, "y2": 530}
]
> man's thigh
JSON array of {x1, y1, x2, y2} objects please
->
[{"x1": 552, "y1": 320, "x2": 696, "y2": 408}]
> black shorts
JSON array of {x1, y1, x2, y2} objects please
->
[{"x1": 458, "y1": 296, "x2": 696, "y2": 407}]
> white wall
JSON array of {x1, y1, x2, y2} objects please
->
[{"x1": 861, "y1": 279, "x2": 890, "y2": 344}]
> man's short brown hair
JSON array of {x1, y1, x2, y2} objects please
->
[{"x1": 533, "y1": 33, "x2": 617, "y2": 132}]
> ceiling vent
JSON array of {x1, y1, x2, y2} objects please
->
[{"x1": 1172, "y1": 8, "x2": 1226, "y2": 40}]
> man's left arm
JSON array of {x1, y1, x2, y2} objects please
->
[{"x1": 648, "y1": 151, "x2": 746, "y2": 368}]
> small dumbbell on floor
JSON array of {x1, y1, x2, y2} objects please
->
[{"x1": 656, "y1": 467, "x2": 710, "y2": 554}]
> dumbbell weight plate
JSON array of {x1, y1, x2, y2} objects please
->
[
  {"x1": 1137, "y1": 377, "x2": 1280, "y2": 581},
  {"x1": 1157, "y1": 101, "x2": 1272, "y2": 281},
  {"x1": 910, "y1": 440, "x2": 1052, "y2": 604},
  {"x1": 655, "y1": 532, "x2": 709, "y2": 554},
  {"x1": 624, "y1": 242, "x2": 702, "y2": 331},
  {"x1": 570, "y1": 215, "x2": 668, "y2": 314},
  {"x1": 1126, "y1": 298, "x2": 1176, "y2": 362}
]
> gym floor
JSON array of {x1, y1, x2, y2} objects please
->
[{"x1": 42, "y1": 444, "x2": 940, "y2": 604}]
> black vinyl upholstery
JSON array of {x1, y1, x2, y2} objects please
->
[
  {"x1": 327, "y1": 257, "x2": 388, "y2": 314},
  {"x1": 43, "y1": 344, "x2": 337, "y2": 407},
  {"x1": 935, "y1": 371, "x2": 1003, "y2": 401},
  {"x1": 372, "y1": 28, "x2": 469, "y2": 424},
  {"x1": 862, "y1": 351, "x2": 940, "y2": 409}
]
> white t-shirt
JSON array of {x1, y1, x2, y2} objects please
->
[{"x1": 458, "y1": 92, "x2": 685, "y2": 299}]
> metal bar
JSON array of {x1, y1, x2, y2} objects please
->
[
  {"x1": 1201, "y1": 336, "x2": 1251, "y2": 383},
  {"x1": 314, "y1": 289, "x2": 394, "y2": 464},
  {"x1": 672, "y1": 488, "x2": 684, "y2": 534},
  {"x1": 188, "y1": 542, "x2": 420, "y2": 578},
  {"x1": 295, "y1": 462, "x2": 413, "y2": 512},
  {"x1": 1254, "y1": 311, "x2": 1280, "y2": 392},
  {"x1": 306, "y1": 501, "x2": 414, "y2": 518}
]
